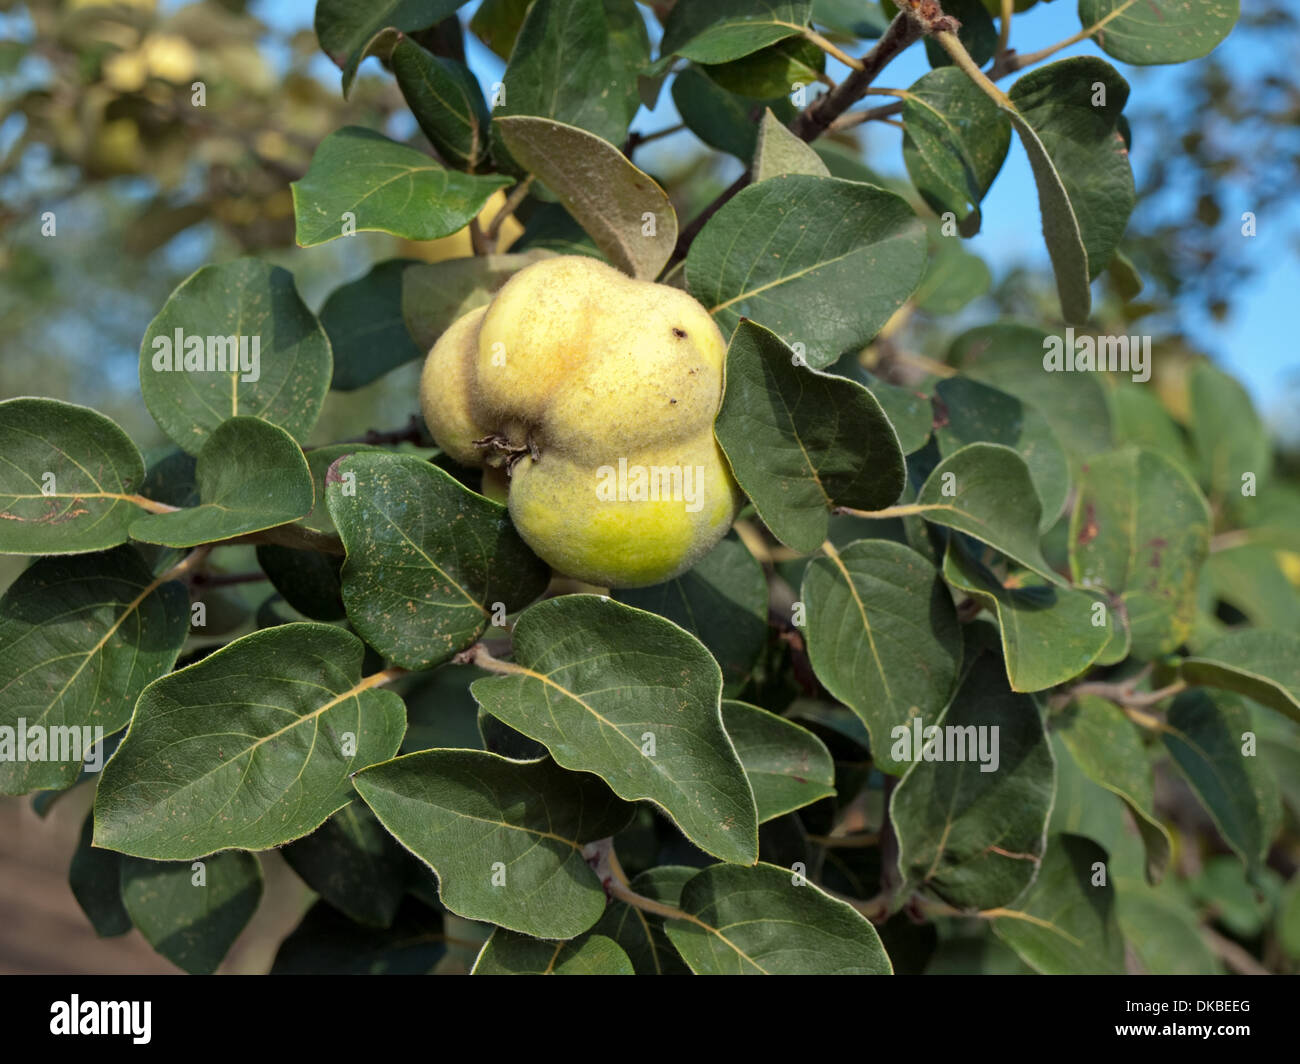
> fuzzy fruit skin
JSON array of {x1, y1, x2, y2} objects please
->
[{"x1": 418, "y1": 255, "x2": 740, "y2": 588}]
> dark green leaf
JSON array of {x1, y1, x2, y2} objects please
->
[
  {"x1": 892, "y1": 651, "x2": 1054, "y2": 909},
  {"x1": 942, "y1": 544, "x2": 1113, "y2": 692},
  {"x1": 354, "y1": 749, "x2": 633, "y2": 938},
  {"x1": 472, "y1": 930, "x2": 634, "y2": 974},
  {"x1": 314, "y1": 0, "x2": 468, "y2": 93},
  {"x1": 659, "y1": 1, "x2": 812, "y2": 64},
  {"x1": 615, "y1": 533, "x2": 767, "y2": 696},
  {"x1": 1007, "y1": 56, "x2": 1135, "y2": 316},
  {"x1": 803, "y1": 539, "x2": 962, "y2": 775},
  {"x1": 991, "y1": 834, "x2": 1125, "y2": 974},
  {"x1": 722, "y1": 700, "x2": 835, "y2": 821},
  {"x1": 120, "y1": 851, "x2": 263, "y2": 975},
  {"x1": 271, "y1": 897, "x2": 448, "y2": 974},
  {"x1": 321, "y1": 259, "x2": 424, "y2": 391},
  {"x1": 0, "y1": 398, "x2": 145, "y2": 555},
  {"x1": 687, "y1": 175, "x2": 926, "y2": 369},
  {"x1": 495, "y1": 0, "x2": 648, "y2": 147},
  {"x1": 139, "y1": 259, "x2": 332, "y2": 453},
  {"x1": 0, "y1": 546, "x2": 189, "y2": 795},
  {"x1": 714, "y1": 319, "x2": 906, "y2": 551},
  {"x1": 392, "y1": 40, "x2": 489, "y2": 169},
  {"x1": 326, "y1": 451, "x2": 548, "y2": 669},
  {"x1": 664, "y1": 861, "x2": 891, "y2": 974},
  {"x1": 934, "y1": 376, "x2": 1069, "y2": 532},
  {"x1": 94, "y1": 623, "x2": 406, "y2": 859},
  {"x1": 1079, "y1": 0, "x2": 1238, "y2": 66},
  {"x1": 280, "y1": 801, "x2": 412, "y2": 928},
  {"x1": 704, "y1": 37, "x2": 824, "y2": 100},
  {"x1": 591, "y1": 865, "x2": 694, "y2": 974},
  {"x1": 673, "y1": 66, "x2": 798, "y2": 163},
  {"x1": 129, "y1": 417, "x2": 315, "y2": 548},
  {"x1": 469, "y1": 595, "x2": 759, "y2": 864},
  {"x1": 1053, "y1": 693, "x2": 1171, "y2": 883},
  {"x1": 69, "y1": 813, "x2": 131, "y2": 937},
  {"x1": 1163, "y1": 689, "x2": 1282, "y2": 876},
  {"x1": 292, "y1": 127, "x2": 510, "y2": 247}
]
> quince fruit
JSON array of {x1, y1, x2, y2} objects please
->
[{"x1": 419, "y1": 255, "x2": 740, "y2": 588}]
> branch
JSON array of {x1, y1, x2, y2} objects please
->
[
  {"x1": 1201, "y1": 926, "x2": 1271, "y2": 976},
  {"x1": 322, "y1": 414, "x2": 430, "y2": 449},
  {"x1": 623, "y1": 122, "x2": 686, "y2": 155},
  {"x1": 801, "y1": 26, "x2": 864, "y2": 71},
  {"x1": 667, "y1": 11, "x2": 927, "y2": 269},
  {"x1": 222, "y1": 522, "x2": 345, "y2": 555}
]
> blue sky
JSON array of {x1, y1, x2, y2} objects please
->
[{"x1": 253, "y1": 1, "x2": 1296, "y2": 430}]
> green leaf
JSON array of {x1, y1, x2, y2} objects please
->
[
  {"x1": 704, "y1": 37, "x2": 825, "y2": 100},
  {"x1": 899, "y1": 66, "x2": 1008, "y2": 231},
  {"x1": 664, "y1": 861, "x2": 892, "y2": 974},
  {"x1": 1207, "y1": 545, "x2": 1300, "y2": 632},
  {"x1": 802, "y1": 539, "x2": 963, "y2": 776},
  {"x1": 615, "y1": 532, "x2": 767, "y2": 696},
  {"x1": 1162, "y1": 689, "x2": 1281, "y2": 876},
  {"x1": 913, "y1": 442, "x2": 1057, "y2": 582},
  {"x1": 495, "y1": 117, "x2": 677, "y2": 280},
  {"x1": 129, "y1": 418, "x2": 314, "y2": 548},
  {"x1": 659, "y1": 1, "x2": 812, "y2": 64},
  {"x1": 392, "y1": 40, "x2": 490, "y2": 169},
  {"x1": 254, "y1": 545, "x2": 345, "y2": 622},
  {"x1": 1188, "y1": 360, "x2": 1271, "y2": 508},
  {"x1": 672, "y1": 65, "x2": 797, "y2": 162},
  {"x1": 892, "y1": 651, "x2": 1054, "y2": 909},
  {"x1": 326, "y1": 451, "x2": 548, "y2": 669},
  {"x1": 0, "y1": 398, "x2": 146, "y2": 555},
  {"x1": 120, "y1": 851, "x2": 263, "y2": 975},
  {"x1": 354, "y1": 749, "x2": 633, "y2": 938},
  {"x1": 812, "y1": 0, "x2": 890, "y2": 37},
  {"x1": 273, "y1": 899, "x2": 449, "y2": 974},
  {"x1": 991, "y1": 834, "x2": 1125, "y2": 974},
  {"x1": 292, "y1": 127, "x2": 510, "y2": 247},
  {"x1": 471, "y1": 0, "x2": 532, "y2": 58},
  {"x1": 401, "y1": 251, "x2": 553, "y2": 352},
  {"x1": 139, "y1": 259, "x2": 333, "y2": 454},
  {"x1": 830, "y1": 356, "x2": 932, "y2": 455},
  {"x1": 1069, "y1": 446, "x2": 1211, "y2": 658},
  {"x1": 687, "y1": 174, "x2": 926, "y2": 369},
  {"x1": 1181, "y1": 629, "x2": 1300, "y2": 722},
  {"x1": 0, "y1": 546, "x2": 189, "y2": 795},
  {"x1": 1079, "y1": 0, "x2": 1238, "y2": 66},
  {"x1": 314, "y1": 0, "x2": 468, "y2": 93},
  {"x1": 942, "y1": 544, "x2": 1112, "y2": 692},
  {"x1": 280, "y1": 801, "x2": 412, "y2": 928},
  {"x1": 1007, "y1": 57, "x2": 1135, "y2": 318},
  {"x1": 495, "y1": 0, "x2": 648, "y2": 147},
  {"x1": 469, "y1": 595, "x2": 759, "y2": 864},
  {"x1": 1118, "y1": 886, "x2": 1219, "y2": 975},
  {"x1": 752, "y1": 107, "x2": 830, "y2": 182},
  {"x1": 472, "y1": 930, "x2": 634, "y2": 974},
  {"x1": 913, "y1": 239, "x2": 993, "y2": 313},
  {"x1": 713, "y1": 319, "x2": 906, "y2": 551},
  {"x1": 321, "y1": 259, "x2": 424, "y2": 391},
  {"x1": 591, "y1": 865, "x2": 694, "y2": 974},
  {"x1": 934, "y1": 376, "x2": 1069, "y2": 532},
  {"x1": 948, "y1": 322, "x2": 1113, "y2": 465},
  {"x1": 1053, "y1": 694, "x2": 1171, "y2": 883},
  {"x1": 93, "y1": 623, "x2": 406, "y2": 860},
  {"x1": 722, "y1": 700, "x2": 835, "y2": 822},
  {"x1": 69, "y1": 813, "x2": 131, "y2": 937}
]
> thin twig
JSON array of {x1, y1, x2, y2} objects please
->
[
  {"x1": 484, "y1": 176, "x2": 534, "y2": 247},
  {"x1": 802, "y1": 26, "x2": 864, "y2": 71}
]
